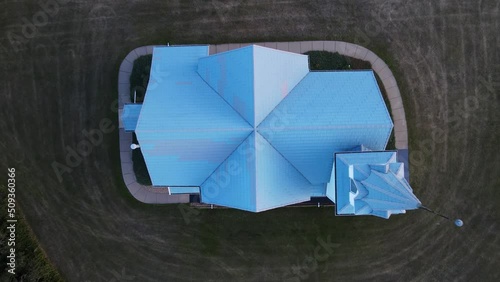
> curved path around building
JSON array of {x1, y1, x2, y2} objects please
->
[
  {"x1": 117, "y1": 41, "x2": 408, "y2": 203},
  {"x1": 118, "y1": 45, "x2": 189, "y2": 204}
]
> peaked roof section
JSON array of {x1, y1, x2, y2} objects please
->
[
  {"x1": 359, "y1": 170, "x2": 420, "y2": 212},
  {"x1": 258, "y1": 71, "x2": 393, "y2": 185},
  {"x1": 135, "y1": 46, "x2": 253, "y2": 186},
  {"x1": 333, "y1": 151, "x2": 395, "y2": 206},
  {"x1": 201, "y1": 132, "x2": 315, "y2": 212},
  {"x1": 334, "y1": 151, "x2": 421, "y2": 218},
  {"x1": 197, "y1": 45, "x2": 309, "y2": 127}
]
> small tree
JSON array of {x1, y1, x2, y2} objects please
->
[
  {"x1": 305, "y1": 51, "x2": 351, "y2": 70},
  {"x1": 129, "y1": 54, "x2": 152, "y2": 102}
]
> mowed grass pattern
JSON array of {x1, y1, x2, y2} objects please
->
[{"x1": 0, "y1": 0, "x2": 499, "y2": 281}]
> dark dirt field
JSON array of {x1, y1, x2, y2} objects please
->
[{"x1": 1, "y1": 0, "x2": 499, "y2": 281}]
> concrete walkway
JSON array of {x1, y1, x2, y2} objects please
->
[
  {"x1": 118, "y1": 46, "x2": 189, "y2": 204},
  {"x1": 117, "y1": 41, "x2": 408, "y2": 203}
]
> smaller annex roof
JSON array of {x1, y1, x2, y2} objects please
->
[
  {"x1": 122, "y1": 104, "x2": 142, "y2": 132},
  {"x1": 333, "y1": 151, "x2": 421, "y2": 218}
]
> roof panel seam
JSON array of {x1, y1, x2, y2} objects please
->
[
  {"x1": 257, "y1": 132, "x2": 313, "y2": 185},
  {"x1": 199, "y1": 131, "x2": 255, "y2": 187},
  {"x1": 255, "y1": 69, "x2": 310, "y2": 128},
  {"x1": 195, "y1": 70, "x2": 254, "y2": 129}
]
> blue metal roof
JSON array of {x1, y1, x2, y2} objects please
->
[
  {"x1": 258, "y1": 71, "x2": 393, "y2": 185},
  {"x1": 135, "y1": 46, "x2": 253, "y2": 186},
  {"x1": 334, "y1": 151, "x2": 421, "y2": 218},
  {"x1": 197, "y1": 45, "x2": 309, "y2": 126},
  {"x1": 151, "y1": 45, "x2": 208, "y2": 74},
  {"x1": 122, "y1": 104, "x2": 142, "y2": 131},
  {"x1": 201, "y1": 132, "x2": 318, "y2": 212},
  {"x1": 198, "y1": 46, "x2": 255, "y2": 126},
  {"x1": 253, "y1": 46, "x2": 309, "y2": 126},
  {"x1": 200, "y1": 132, "x2": 257, "y2": 212},
  {"x1": 133, "y1": 45, "x2": 406, "y2": 214}
]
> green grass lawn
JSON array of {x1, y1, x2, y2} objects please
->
[
  {"x1": 0, "y1": 186, "x2": 63, "y2": 282},
  {"x1": 1, "y1": 0, "x2": 499, "y2": 281}
]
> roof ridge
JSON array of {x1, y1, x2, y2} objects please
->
[
  {"x1": 205, "y1": 44, "x2": 254, "y2": 59},
  {"x1": 352, "y1": 164, "x2": 371, "y2": 179},
  {"x1": 336, "y1": 155, "x2": 350, "y2": 166},
  {"x1": 135, "y1": 128, "x2": 252, "y2": 133},
  {"x1": 388, "y1": 170, "x2": 419, "y2": 197},
  {"x1": 252, "y1": 133, "x2": 258, "y2": 211},
  {"x1": 258, "y1": 123, "x2": 394, "y2": 131},
  {"x1": 362, "y1": 198, "x2": 411, "y2": 210},
  {"x1": 366, "y1": 170, "x2": 418, "y2": 202},
  {"x1": 361, "y1": 175, "x2": 413, "y2": 204},
  {"x1": 199, "y1": 131, "x2": 255, "y2": 187},
  {"x1": 255, "y1": 68, "x2": 310, "y2": 129},
  {"x1": 256, "y1": 132, "x2": 312, "y2": 186},
  {"x1": 338, "y1": 203, "x2": 353, "y2": 214},
  {"x1": 195, "y1": 70, "x2": 254, "y2": 129},
  {"x1": 368, "y1": 70, "x2": 393, "y2": 128},
  {"x1": 252, "y1": 45, "x2": 256, "y2": 127}
]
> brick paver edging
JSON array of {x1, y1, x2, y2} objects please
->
[{"x1": 117, "y1": 41, "x2": 408, "y2": 203}]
